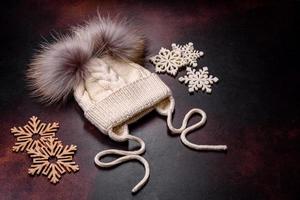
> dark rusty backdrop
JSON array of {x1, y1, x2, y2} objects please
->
[{"x1": 0, "y1": 1, "x2": 299, "y2": 199}]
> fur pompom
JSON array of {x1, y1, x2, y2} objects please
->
[
  {"x1": 74, "y1": 17, "x2": 145, "y2": 65},
  {"x1": 27, "y1": 16, "x2": 145, "y2": 104}
]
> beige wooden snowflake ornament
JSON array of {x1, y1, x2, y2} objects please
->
[
  {"x1": 27, "y1": 137, "x2": 79, "y2": 184},
  {"x1": 10, "y1": 116, "x2": 59, "y2": 152},
  {"x1": 171, "y1": 42, "x2": 204, "y2": 67},
  {"x1": 179, "y1": 67, "x2": 219, "y2": 93},
  {"x1": 150, "y1": 47, "x2": 184, "y2": 76}
]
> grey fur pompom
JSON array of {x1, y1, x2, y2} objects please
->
[{"x1": 27, "y1": 16, "x2": 145, "y2": 104}]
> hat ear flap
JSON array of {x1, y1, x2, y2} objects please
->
[
  {"x1": 156, "y1": 96, "x2": 175, "y2": 116},
  {"x1": 108, "y1": 125, "x2": 129, "y2": 142}
]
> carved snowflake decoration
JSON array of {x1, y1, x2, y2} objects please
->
[
  {"x1": 179, "y1": 67, "x2": 219, "y2": 93},
  {"x1": 10, "y1": 116, "x2": 59, "y2": 152},
  {"x1": 172, "y1": 42, "x2": 204, "y2": 67},
  {"x1": 150, "y1": 47, "x2": 184, "y2": 76},
  {"x1": 27, "y1": 137, "x2": 79, "y2": 184}
]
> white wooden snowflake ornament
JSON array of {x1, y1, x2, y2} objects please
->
[
  {"x1": 172, "y1": 42, "x2": 204, "y2": 67},
  {"x1": 178, "y1": 67, "x2": 219, "y2": 93},
  {"x1": 150, "y1": 47, "x2": 184, "y2": 76}
]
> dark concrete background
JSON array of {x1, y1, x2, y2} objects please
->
[{"x1": 0, "y1": 0, "x2": 299, "y2": 199}]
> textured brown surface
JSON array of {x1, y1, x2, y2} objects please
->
[{"x1": 0, "y1": 0, "x2": 299, "y2": 199}]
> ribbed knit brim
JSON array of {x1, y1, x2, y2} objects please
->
[{"x1": 84, "y1": 73, "x2": 171, "y2": 133}]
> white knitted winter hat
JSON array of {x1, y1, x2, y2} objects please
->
[{"x1": 27, "y1": 16, "x2": 227, "y2": 193}]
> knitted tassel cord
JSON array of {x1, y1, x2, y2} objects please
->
[
  {"x1": 94, "y1": 134, "x2": 149, "y2": 193},
  {"x1": 167, "y1": 108, "x2": 227, "y2": 151}
]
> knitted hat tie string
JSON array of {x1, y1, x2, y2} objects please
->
[
  {"x1": 94, "y1": 133, "x2": 149, "y2": 193},
  {"x1": 167, "y1": 108, "x2": 227, "y2": 151}
]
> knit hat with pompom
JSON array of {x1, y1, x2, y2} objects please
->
[{"x1": 27, "y1": 16, "x2": 227, "y2": 193}]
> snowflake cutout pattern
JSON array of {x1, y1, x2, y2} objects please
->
[
  {"x1": 150, "y1": 47, "x2": 184, "y2": 76},
  {"x1": 10, "y1": 116, "x2": 59, "y2": 152},
  {"x1": 179, "y1": 67, "x2": 219, "y2": 93},
  {"x1": 172, "y1": 42, "x2": 204, "y2": 67},
  {"x1": 27, "y1": 137, "x2": 79, "y2": 184}
]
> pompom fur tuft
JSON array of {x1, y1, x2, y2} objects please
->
[{"x1": 27, "y1": 16, "x2": 145, "y2": 105}]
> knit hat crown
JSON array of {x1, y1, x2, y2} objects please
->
[{"x1": 27, "y1": 16, "x2": 227, "y2": 193}]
